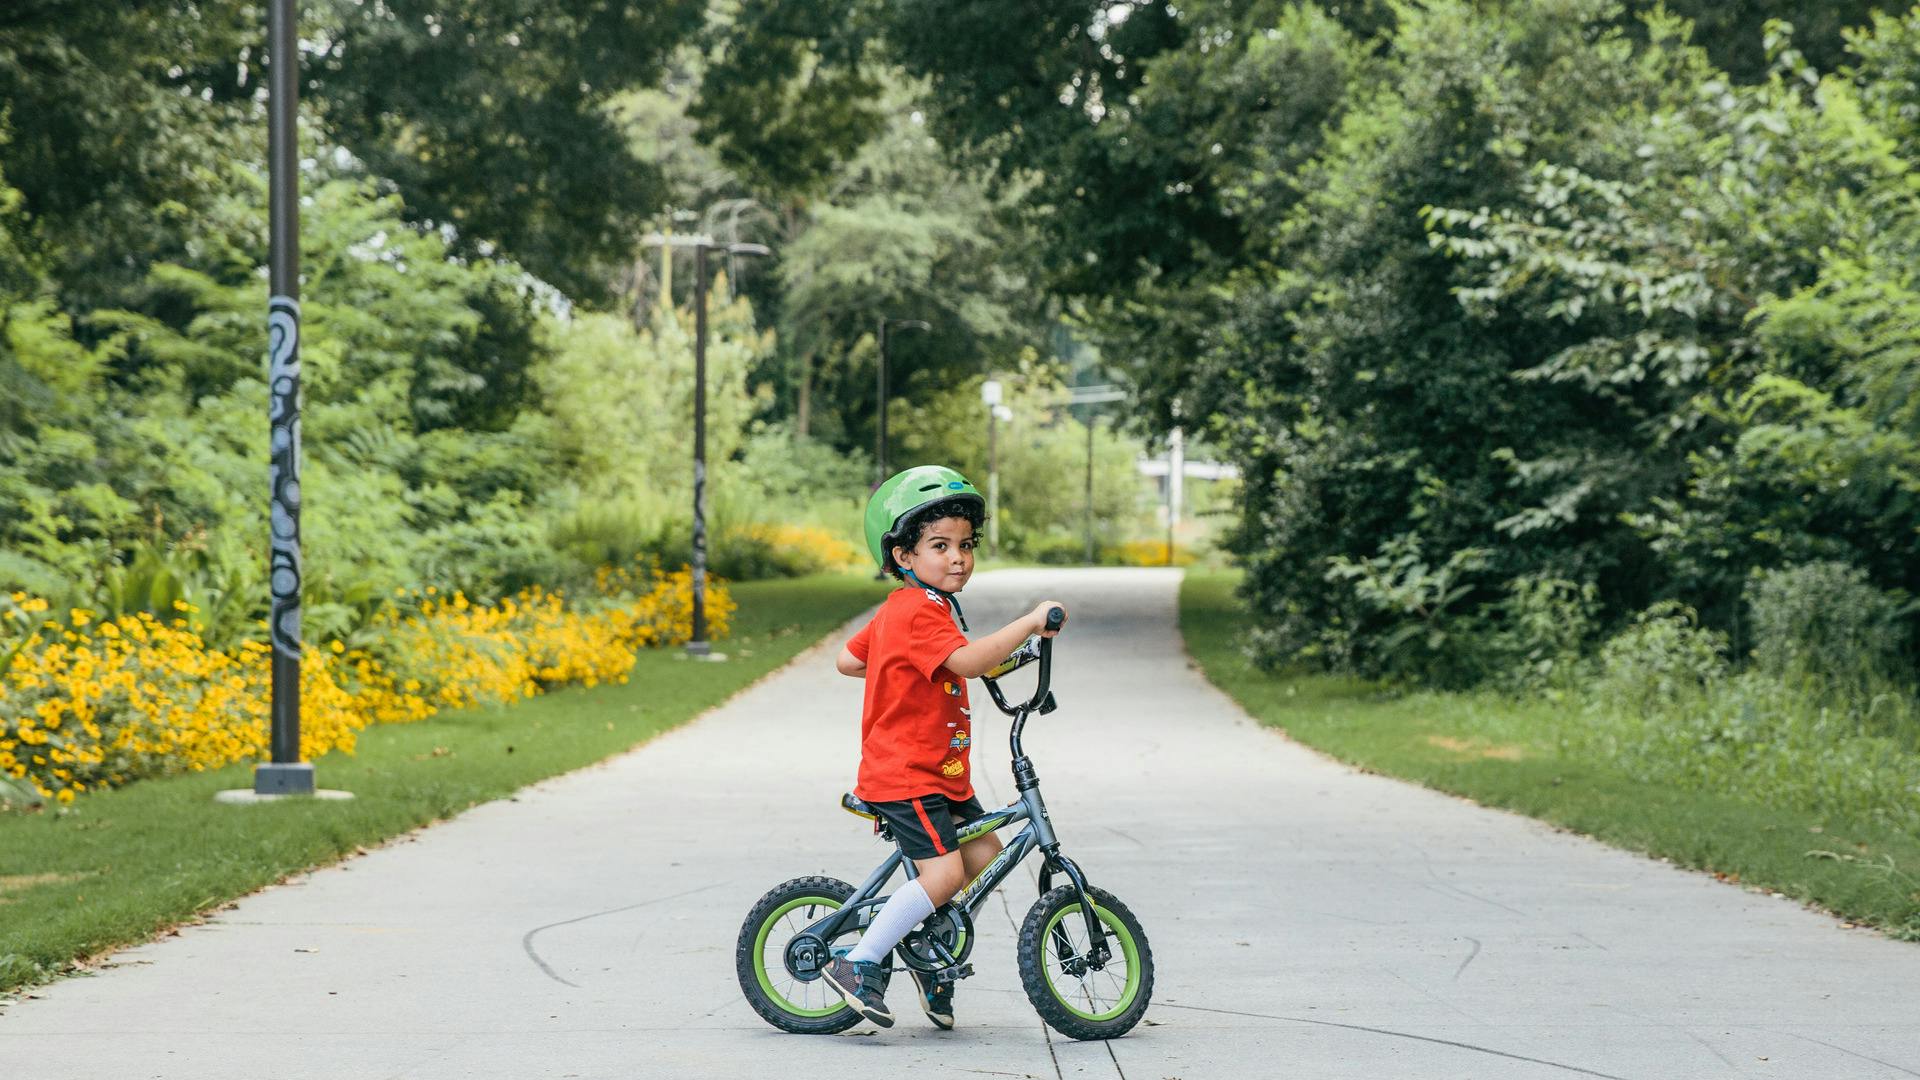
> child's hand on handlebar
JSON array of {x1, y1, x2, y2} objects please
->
[{"x1": 1030, "y1": 601, "x2": 1068, "y2": 638}]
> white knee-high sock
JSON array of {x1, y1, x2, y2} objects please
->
[{"x1": 847, "y1": 879, "x2": 936, "y2": 964}]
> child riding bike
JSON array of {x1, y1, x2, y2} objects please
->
[{"x1": 822, "y1": 465, "x2": 1067, "y2": 1030}]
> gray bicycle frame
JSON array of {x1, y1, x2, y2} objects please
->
[
  {"x1": 814, "y1": 788, "x2": 1051, "y2": 941},
  {"x1": 801, "y1": 610, "x2": 1110, "y2": 964}
]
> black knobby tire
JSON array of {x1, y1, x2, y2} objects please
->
[
  {"x1": 735, "y1": 876, "x2": 862, "y2": 1034},
  {"x1": 1017, "y1": 884, "x2": 1154, "y2": 1041}
]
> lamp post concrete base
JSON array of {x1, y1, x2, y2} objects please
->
[
  {"x1": 252, "y1": 761, "x2": 316, "y2": 795},
  {"x1": 214, "y1": 788, "x2": 355, "y2": 805},
  {"x1": 216, "y1": 763, "x2": 352, "y2": 803}
]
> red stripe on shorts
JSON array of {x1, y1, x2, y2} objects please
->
[{"x1": 911, "y1": 798, "x2": 947, "y2": 855}]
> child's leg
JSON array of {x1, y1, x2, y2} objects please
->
[
  {"x1": 846, "y1": 796, "x2": 990, "y2": 966},
  {"x1": 958, "y1": 831, "x2": 1003, "y2": 892},
  {"x1": 847, "y1": 852, "x2": 960, "y2": 965},
  {"x1": 848, "y1": 833, "x2": 1001, "y2": 966}
]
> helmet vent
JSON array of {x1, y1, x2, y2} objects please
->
[{"x1": 919, "y1": 484, "x2": 941, "y2": 491}]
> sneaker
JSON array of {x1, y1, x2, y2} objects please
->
[
  {"x1": 821, "y1": 956, "x2": 894, "y2": 1028},
  {"x1": 911, "y1": 969, "x2": 955, "y2": 1030}
]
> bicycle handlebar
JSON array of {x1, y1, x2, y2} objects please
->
[{"x1": 979, "y1": 605, "x2": 1064, "y2": 717}]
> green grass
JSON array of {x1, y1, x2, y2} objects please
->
[
  {"x1": 0, "y1": 574, "x2": 887, "y2": 993},
  {"x1": 1181, "y1": 569, "x2": 1920, "y2": 940}
]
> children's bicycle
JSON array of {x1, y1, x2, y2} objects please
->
[{"x1": 735, "y1": 607, "x2": 1154, "y2": 1040}]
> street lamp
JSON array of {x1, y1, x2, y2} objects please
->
[
  {"x1": 875, "y1": 317, "x2": 931, "y2": 485},
  {"x1": 218, "y1": 0, "x2": 350, "y2": 804},
  {"x1": 1068, "y1": 383, "x2": 1127, "y2": 565},
  {"x1": 1165, "y1": 402, "x2": 1184, "y2": 567},
  {"x1": 248, "y1": 0, "x2": 315, "y2": 799},
  {"x1": 980, "y1": 379, "x2": 1010, "y2": 556},
  {"x1": 644, "y1": 232, "x2": 771, "y2": 659}
]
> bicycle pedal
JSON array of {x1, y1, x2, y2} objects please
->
[{"x1": 932, "y1": 963, "x2": 973, "y2": 984}]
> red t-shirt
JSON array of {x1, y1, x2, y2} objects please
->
[{"x1": 845, "y1": 586, "x2": 974, "y2": 802}]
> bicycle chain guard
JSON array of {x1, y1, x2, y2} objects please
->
[{"x1": 895, "y1": 904, "x2": 975, "y2": 974}]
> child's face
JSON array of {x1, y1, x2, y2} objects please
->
[{"x1": 893, "y1": 517, "x2": 977, "y2": 593}]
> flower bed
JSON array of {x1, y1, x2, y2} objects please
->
[{"x1": 0, "y1": 565, "x2": 730, "y2": 806}]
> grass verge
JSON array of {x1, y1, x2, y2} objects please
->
[
  {"x1": 1182, "y1": 569, "x2": 1920, "y2": 939},
  {"x1": 0, "y1": 573, "x2": 886, "y2": 994}
]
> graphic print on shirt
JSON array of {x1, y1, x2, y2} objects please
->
[
  {"x1": 949, "y1": 729, "x2": 971, "y2": 750},
  {"x1": 940, "y1": 757, "x2": 966, "y2": 778}
]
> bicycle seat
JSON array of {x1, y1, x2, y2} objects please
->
[{"x1": 841, "y1": 793, "x2": 877, "y2": 821}]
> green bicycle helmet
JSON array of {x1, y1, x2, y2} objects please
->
[{"x1": 865, "y1": 465, "x2": 987, "y2": 573}]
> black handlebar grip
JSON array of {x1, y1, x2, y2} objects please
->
[{"x1": 1045, "y1": 606, "x2": 1065, "y2": 631}]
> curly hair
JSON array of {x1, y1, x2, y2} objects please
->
[{"x1": 883, "y1": 496, "x2": 987, "y2": 580}]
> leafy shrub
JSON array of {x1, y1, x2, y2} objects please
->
[
  {"x1": 1323, "y1": 535, "x2": 1492, "y2": 687},
  {"x1": 1590, "y1": 601, "x2": 1729, "y2": 718},
  {"x1": 1486, "y1": 576, "x2": 1598, "y2": 693},
  {"x1": 713, "y1": 523, "x2": 865, "y2": 580},
  {"x1": 1746, "y1": 561, "x2": 1910, "y2": 692}
]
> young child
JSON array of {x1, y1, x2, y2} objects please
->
[{"x1": 821, "y1": 465, "x2": 1066, "y2": 1030}]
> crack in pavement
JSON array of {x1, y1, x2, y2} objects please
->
[
  {"x1": 1603, "y1": 1003, "x2": 1738, "y2": 1070},
  {"x1": 521, "y1": 881, "x2": 727, "y2": 987},
  {"x1": 1148, "y1": 1002, "x2": 1633, "y2": 1079},
  {"x1": 1768, "y1": 1029, "x2": 1920, "y2": 1078},
  {"x1": 1452, "y1": 935, "x2": 1481, "y2": 981}
]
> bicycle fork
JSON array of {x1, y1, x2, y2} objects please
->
[{"x1": 1014, "y1": 757, "x2": 1114, "y2": 972}]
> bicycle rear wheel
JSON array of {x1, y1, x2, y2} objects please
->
[{"x1": 735, "y1": 876, "x2": 863, "y2": 1034}]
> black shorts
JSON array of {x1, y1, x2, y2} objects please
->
[{"x1": 868, "y1": 794, "x2": 988, "y2": 860}]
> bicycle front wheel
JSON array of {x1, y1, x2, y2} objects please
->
[{"x1": 1017, "y1": 884, "x2": 1154, "y2": 1040}]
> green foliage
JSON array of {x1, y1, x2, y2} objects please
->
[
  {"x1": 1320, "y1": 535, "x2": 1491, "y2": 685},
  {"x1": 93, "y1": 537, "x2": 262, "y2": 651},
  {"x1": 689, "y1": 5, "x2": 887, "y2": 196},
  {"x1": 886, "y1": 359, "x2": 1152, "y2": 559},
  {"x1": 1591, "y1": 602, "x2": 1731, "y2": 718},
  {"x1": 1485, "y1": 576, "x2": 1600, "y2": 694},
  {"x1": 1746, "y1": 562, "x2": 1911, "y2": 694},
  {"x1": 537, "y1": 294, "x2": 770, "y2": 506}
]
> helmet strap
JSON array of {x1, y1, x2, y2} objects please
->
[{"x1": 900, "y1": 568, "x2": 969, "y2": 632}]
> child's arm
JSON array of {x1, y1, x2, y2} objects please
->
[
  {"x1": 836, "y1": 648, "x2": 867, "y2": 677},
  {"x1": 942, "y1": 601, "x2": 1067, "y2": 679}
]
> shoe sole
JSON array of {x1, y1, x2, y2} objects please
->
[
  {"x1": 823, "y1": 968, "x2": 895, "y2": 1028},
  {"x1": 911, "y1": 975, "x2": 955, "y2": 1030}
]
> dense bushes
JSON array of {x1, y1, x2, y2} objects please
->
[{"x1": 1044, "y1": 3, "x2": 1920, "y2": 716}]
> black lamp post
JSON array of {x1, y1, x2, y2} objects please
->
[
  {"x1": 980, "y1": 379, "x2": 1010, "y2": 557},
  {"x1": 874, "y1": 317, "x2": 930, "y2": 485},
  {"x1": 1068, "y1": 383, "x2": 1127, "y2": 566},
  {"x1": 646, "y1": 232, "x2": 769, "y2": 658},
  {"x1": 258, "y1": 0, "x2": 311, "y2": 797}
]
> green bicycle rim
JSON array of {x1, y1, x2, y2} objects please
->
[
  {"x1": 754, "y1": 896, "x2": 849, "y2": 1018},
  {"x1": 1041, "y1": 902, "x2": 1141, "y2": 1022}
]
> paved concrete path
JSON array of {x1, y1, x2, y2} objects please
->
[{"x1": 3, "y1": 568, "x2": 1916, "y2": 1079}]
